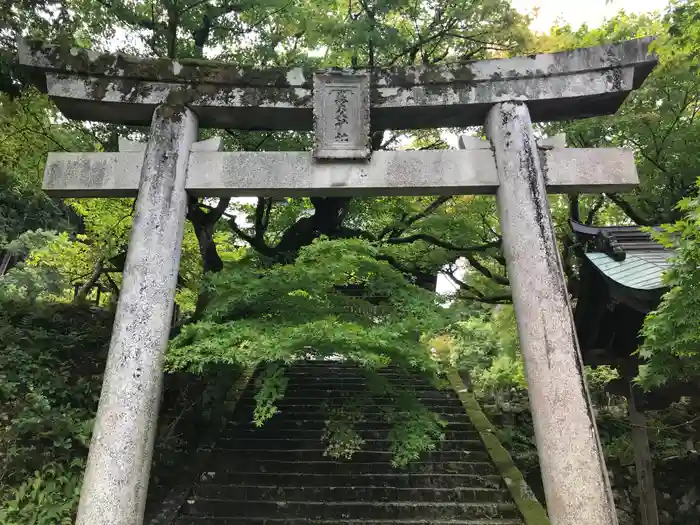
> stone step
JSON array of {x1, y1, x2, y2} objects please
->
[
  {"x1": 278, "y1": 385, "x2": 445, "y2": 391},
  {"x1": 282, "y1": 376, "x2": 436, "y2": 385},
  {"x1": 236, "y1": 394, "x2": 463, "y2": 405},
  {"x1": 176, "y1": 518, "x2": 523, "y2": 525},
  {"x1": 281, "y1": 376, "x2": 432, "y2": 384},
  {"x1": 227, "y1": 417, "x2": 474, "y2": 428},
  {"x1": 238, "y1": 390, "x2": 459, "y2": 400},
  {"x1": 200, "y1": 459, "x2": 497, "y2": 477},
  {"x1": 182, "y1": 500, "x2": 520, "y2": 520},
  {"x1": 233, "y1": 413, "x2": 472, "y2": 424},
  {"x1": 209, "y1": 449, "x2": 492, "y2": 463},
  {"x1": 283, "y1": 379, "x2": 436, "y2": 387},
  {"x1": 233, "y1": 405, "x2": 468, "y2": 416},
  {"x1": 192, "y1": 485, "x2": 511, "y2": 504},
  {"x1": 274, "y1": 380, "x2": 450, "y2": 397},
  {"x1": 214, "y1": 438, "x2": 484, "y2": 452},
  {"x1": 282, "y1": 373, "x2": 439, "y2": 381},
  {"x1": 236, "y1": 405, "x2": 471, "y2": 417},
  {"x1": 226, "y1": 420, "x2": 476, "y2": 432},
  {"x1": 195, "y1": 472, "x2": 505, "y2": 489},
  {"x1": 164, "y1": 363, "x2": 526, "y2": 525},
  {"x1": 282, "y1": 362, "x2": 406, "y2": 370},
  {"x1": 219, "y1": 428, "x2": 482, "y2": 441},
  {"x1": 283, "y1": 368, "x2": 424, "y2": 376},
  {"x1": 283, "y1": 369, "x2": 431, "y2": 376}
]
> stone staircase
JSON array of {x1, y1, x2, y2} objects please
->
[{"x1": 169, "y1": 361, "x2": 527, "y2": 525}]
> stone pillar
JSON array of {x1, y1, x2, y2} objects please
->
[
  {"x1": 75, "y1": 105, "x2": 197, "y2": 525},
  {"x1": 485, "y1": 101, "x2": 618, "y2": 525}
]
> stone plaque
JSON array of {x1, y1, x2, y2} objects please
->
[{"x1": 313, "y1": 71, "x2": 370, "y2": 160}]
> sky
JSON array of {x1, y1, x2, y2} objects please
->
[{"x1": 511, "y1": 0, "x2": 669, "y2": 32}]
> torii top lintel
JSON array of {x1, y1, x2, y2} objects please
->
[{"x1": 19, "y1": 37, "x2": 656, "y2": 131}]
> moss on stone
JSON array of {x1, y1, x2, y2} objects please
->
[
  {"x1": 447, "y1": 370, "x2": 551, "y2": 525},
  {"x1": 23, "y1": 39, "x2": 492, "y2": 90},
  {"x1": 375, "y1": 65, "x2": 478, "y2": 87},
  {"x1": 25, "y1": 40, "x2": 317, "y2": 87}
]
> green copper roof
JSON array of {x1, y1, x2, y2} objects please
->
[
  {"x1": 585, "y1": 251, "x2": 671, "y2": 290},
  {"x1": 571, "y1": 220, "x2": 672, "y2": 292}
]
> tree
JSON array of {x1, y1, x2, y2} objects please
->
[
  {"x1": 535, "y1": 8, "x2": 700, "y2": 227},
  {"x1": 637, "y1": 1, "x2": 700, "y2": 390}
]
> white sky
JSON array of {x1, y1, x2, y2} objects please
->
[{"x1": 511, "y1": 0, "x2": 669, "y2": 32}]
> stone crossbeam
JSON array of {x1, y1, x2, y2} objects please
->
[
  {"x1": 42, "y1": 147, "x2": 638, "y2": 198},
  {"x1": 19, "y1": 38, "x2": 655, "y2": 130}
]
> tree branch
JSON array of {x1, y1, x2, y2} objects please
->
[
  {"x1": 385, "y1": 234, "x2": 500, "y2": 254},
  {"x1": 374, "y1": 253, "x2": 436, "y2": 289},
  {"x1": 604, "y1": 193, "x2": 652, "y2": 226},
  {"x1": 207, "y1": 197, "x2": 231, "y2": 225},
  {"x1": 94, "y1": 0, "x2": 157, "y2": 31},
  {"x1": 229, "y1": 216, "x2": 277, "y2": 258},
  {"x1": 445, "y1": 270, "x2": 512, "y2": 304},
  {"x1": 465, "y1": 255, "x2": 510, "y2": 286},
  {"x1": 254, "y1": 197, "x2": 272, "y2": 242},
  {"x1": 74, "y1": 259, "x2": 104, "y2": 303},
  {"x1": 569, "y1": 194, "x2": 581, "y2": 223},
  {"x1": 379, "y1": 196, "x2": 451, "y2": 239},
  {"x1": 586, "y1": 195, "x2": 606, "y2": 225}
]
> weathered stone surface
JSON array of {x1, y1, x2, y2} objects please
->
[
  {"x1": 43, "y1": 148, "x2": 638, "y2": 198},
  {"x1": 458, "y1": 135, "x2": 492, "y2": 150},
  {"x1": 44, "y1": 151, "x2": 144, "y2": 197},
  {"x1": 313, "y1": 71, "x2": 370, "y2": 159},
  {"x1": 448, "y1": 371, "x2": 550, "y2": 525},
  {"x1": 19, "y1": 38, "x2": 656, "y2": 130},
  {"x1": 537, "y1": 133, "x2": 567, "y2": 149},
  {"x1": 75, "y1": 105, "x2": 197, "y2": 525},
  {"x1": 20, "y1": 38, "x2": 653, "y2": 87},
  {"x1": 119, "y1": 136, "x2": 222, "y2": 152},
  {"x1": 485, "y1": 101, "x2": 618, "y2": 525},
  {"x1": 541, "y1": 148, "x2": 637, "y2": 193}
]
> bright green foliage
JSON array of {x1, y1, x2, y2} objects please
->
[
  {"x1": 0, "y1": 301, "x2": 111, "y2": 525},
  {"x1": 319, "y1": 370, "x2": 447, "y2": 466},
  {"x1": 384, "y1": 391, "x2": 447, "y2": 467},
  {"x1": 536, "y1": 10, "x2": 700, "y2": 226},
  {"x1": 168, "y1": 237, "x2": 453, "y2": 462},
  {"x1": 640, "y1": 177, "x2": 700, "y2": 387},
  {"x1": 0, "y1": 230, "x2": 65, "y2": 302},
  {"x1": 323, "y1": 402, "x2": 368, "y2": 460},
  {"x1": 169, "y1": 237, "x2": 453, "y2": 374},
  {"x1": 252, "y1": 363, "x2": 289, "y2": 426},
  {"x1": 0, "y1": 92, "x2": 82, "y2": 246},
  {"x1": 64, "y1": 0, "x2": 532, "y2": 66},
  {"x1": 436, "y1": 305, "x2": 527, "y2": 394}
]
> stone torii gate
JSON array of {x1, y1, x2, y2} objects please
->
[{"x1": 19, "y1": 38, "x2": 656, "y2": 525}]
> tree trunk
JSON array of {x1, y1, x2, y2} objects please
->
[
  {"x1": 629, "y1": 382, "x2": 660, "y2": 525},
  {"x1": 0, "y1": 251, "x2": 12, "y2": 276},
  {"x1": 75, "y1": 259, "x2": 104, "y2": 303}
]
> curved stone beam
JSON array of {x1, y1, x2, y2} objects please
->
[{"x1": 19, "y1": 38, "x2": 656, "y2": 130}]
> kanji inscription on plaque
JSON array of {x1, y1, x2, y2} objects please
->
[{"x1": 313, "y1": 71, "x2": 370, "y2": 160}]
